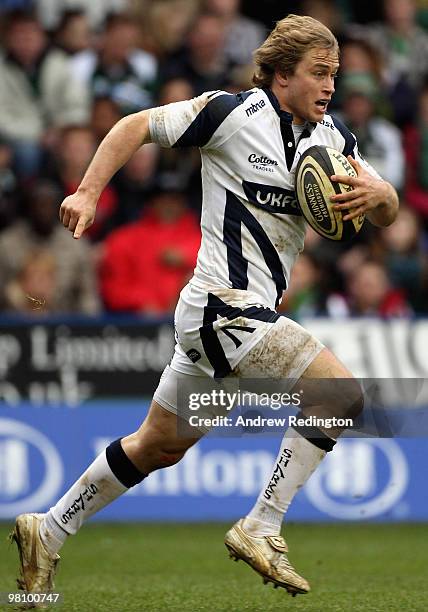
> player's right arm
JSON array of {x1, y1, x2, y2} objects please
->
[
  {"x1": 60, "y1": 90, "x2": 232, "y2": 239},
  {"x1": 60, "y1": 109, "x2": 153, "y2": 239}
]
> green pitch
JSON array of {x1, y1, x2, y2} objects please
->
[{"x1": 1, "y1": 523, "x2": 427, "y2": 611}]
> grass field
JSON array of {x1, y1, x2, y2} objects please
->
[{"x1": 1, "y1": 522, "x2": 427, "y2": 612}]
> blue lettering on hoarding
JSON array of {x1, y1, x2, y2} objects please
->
[{"x1": 0, "y1": 404, "x2": 424, "y2": 521}]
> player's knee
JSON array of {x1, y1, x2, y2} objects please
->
[
  {"x1": 133, "y1": 422, "x2": 192, "y2": 470},
  {"x1": 156, "y1": 448, "x2": 187, "y2": 468}
]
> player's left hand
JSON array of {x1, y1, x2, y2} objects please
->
[{"x1": 330, "y1": 156, "x2": 390, "y2": 221}]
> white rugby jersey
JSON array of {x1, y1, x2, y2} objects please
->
[{"x1": 149, "y1": 87, "x2": 378, "y2": 309}]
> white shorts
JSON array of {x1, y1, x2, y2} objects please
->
[{"x1": 153, "y1": 283, "x2": 324, "y2": 417}]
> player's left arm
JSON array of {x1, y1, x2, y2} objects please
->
[{"x1": 330, "y1": 155, "x2": 399, "y2": 227}]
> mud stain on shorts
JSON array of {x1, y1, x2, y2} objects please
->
[{"x1": 233, "y1": 317, "x2": 323, "y2": 380}]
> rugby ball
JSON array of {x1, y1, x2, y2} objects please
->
[{"x1": 295, "y1": 145, "x2": 364, "y2": 241}]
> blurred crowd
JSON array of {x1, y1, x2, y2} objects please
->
[{"x1": 0, "y1": 0, "x2": 427, "y2": 319}]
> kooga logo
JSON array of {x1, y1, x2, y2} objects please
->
[{"x1": 245, "y1": 99, "x2": 266, "y2": 117}]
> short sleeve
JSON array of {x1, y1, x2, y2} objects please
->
[{"x1": 149, "y1": 90, "x2": 248, "y2": 149}]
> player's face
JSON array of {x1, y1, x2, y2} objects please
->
[{"x1": 282, "y1": 47, "x2": 339, "y2": 124}]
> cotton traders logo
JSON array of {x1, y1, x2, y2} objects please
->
[
  {"x1": 0, "y1": 418, "x2": 63, "y2": 518},
  {"x1": 248, "y1": 153, "x2": 278, "y2": 168},
  {"x1": 305, "y1": 439, "x2": 409, "y2": 519}
]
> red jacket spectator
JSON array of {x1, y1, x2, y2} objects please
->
[
  {"x1": 403, "y1": 124, "x2": 428, "y2": 219},
  {"x1": 403, "y1": 84, "x2": 428, "y2": 221},
  {"x1": 99, "y1": 189, "x2": 201, "y2": 313},
  {"x1": 346, "y1": 261, "x2": 412, "y2": 318}
]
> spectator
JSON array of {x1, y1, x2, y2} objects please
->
[
  {"x1": 379, "y1": 206, "x2": 428, "y2": 312},
  {"x1": 403, "y1": 82, "x2": 428, "y2": 223},
  {"x1": 71, "y1": 13, "x2": 158, "y2": 116},
  {"x1": 280, "y1": 253, "x2": 324, "y2": 319},
  {"x1": 110, "y1": 143, "x2": 160, "y2": 228},
  {"x1": 0, "y1": 137, "x2": 18, "y2": 231},
  {"x1": 99, "y1": 183, "x2": 201, "y2": 314},
  {"x1": 0, "y1": 10, "x2": 90, "y2": 177},
  {"x1": 35, "y1": 0, "x2": 128, "y2": 31},
  {"x1": 337, "y1": 72, "x2": 405, "y2": 190},
  {"x1": 3, "y1": 248, "x2": 57, "y2": 315},
  {"x1": 303, "y1": 223, "x2": 378, "y2": 315},
  {"x1": 52, "y1": 9, "x2": 92, "y2": 55},
  {"x1": 204, "y1": 0, "x2": 265, "y2": 66},
  {"x1": 228, "y1": 62, "x2": 256, "y2": 92},
  {"x1": 45, "y1": 125, "x2": 118, "y2": 241},
  {"x1": 354, "y1": 0, "x2": 428, "y2": 126},
  {"x1": 161, "y1": 12, "x2": 232, "y2": 94},
  {"x1": 159, "y1": 77, "x2": 195, "y2": 104},
  {"x1": 298, "y1": 0, "x2": 346, "y2": 37},
  {"x1": 156, "y1": 79, "x2": 202, "y2": 214},
  {"x1": 345, "y1": 260, "x2": 412, "y2": 317},
  {"x1": 0, "y1": 180, "x2": 100, "y2": 314},
  {"x1": 141, "y1": 0, "x2": 200, "y2": 58},
  {"x1": 339, "y1": 36, "x2": 383, "y2": 80},
  {"x1": 331, "y1": 35, "x2": 390, "y2": 115},
  {"x1": 90, "y1": 96, "x2": 122, "y2": 144}
]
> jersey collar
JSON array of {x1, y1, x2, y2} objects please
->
[
  {"x1": 263, "y1": 87, "x2": 293, "y2": 122},
  {"x1": 263, "y1": 87, "x2": 316, "y2": 132}
]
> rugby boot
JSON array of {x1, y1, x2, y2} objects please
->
[
  {"x1": 224, "y1": 518, "x2": 310, "y2": 596},
  {"x1": 10, "y1": 513, "x2": 60, "y2": 609}
]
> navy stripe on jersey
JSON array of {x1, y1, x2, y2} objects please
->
[
  {"x1": 173, "y1": 90, "x2": 255, "y2": 148},
  {"x1": 223, "y1": 191, "x2": 287, "y2": 307},
  {"x1": 331, "y1": 114, "x2": 356, "y2": 157},
  {"x1": 280, "y1": 120, "x2": 296, "y2": 171},
  {"x1": 199, "y1": 293, "x2": 279, "y2": 378},
  {"x1": 242, "y1": 181, "x2": 301, "y2": 216},
  {"x1": 223, "y1": 193, "x2": 248, "y2": 291},
  {"x1": 263, "y1": 87, "x2": 293, "y2": 123}
]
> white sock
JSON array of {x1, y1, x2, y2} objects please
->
[
  {"x1": 40, "y1": 512, "x2": 68, "y2": 556},
  {"x1": 39, "y1": 445, "x2": 141, "y2": 554},
  {"x1": 244, "y1": 429, "x2": 327, "y2": 537}
]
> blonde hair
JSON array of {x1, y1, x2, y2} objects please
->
[{"x1": 253, "y1": 14, "x2": 339, "y2": 87}]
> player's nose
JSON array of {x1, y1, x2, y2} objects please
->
[{"x1": 324, "y1": 76, "x2": 335, "y2": 95}]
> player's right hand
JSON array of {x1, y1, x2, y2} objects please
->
[{"x1": 59, "y1": 192, "x2": 97, "y2": 239}]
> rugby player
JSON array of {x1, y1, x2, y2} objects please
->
[{"x1": 11, "y1": 14, "x2": 398, "y2": 600}]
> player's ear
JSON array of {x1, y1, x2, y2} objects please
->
[{"x1": 274, "y1": 71, "x2": 288, "y2": 88}]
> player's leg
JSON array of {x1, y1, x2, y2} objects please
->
[
  {"x1": 11, "y1": 365, "x2": 203, "y2": 599},
  {"x1": 242, "y1": 346, "x2": 361, "y2": 536},
  {"x1": 225, "y1": 318, "x2": 363, "y2": 595},
  {"x1": 38, "y1": 399, "x2": 201, "y2": 551}
]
